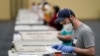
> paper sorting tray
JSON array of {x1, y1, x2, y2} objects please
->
[
  {"x1": 16, "y1": 9, "x2": 43, "y2": 25},
  {"x1": 15, "y1": 25, "x2": 55, "y2": 31},
  {"x1": 13, "y1": 40, "x2": 62, "y2": 52},
  {"x1": 20, "y1": 31, "x2": 58, "y2": 40}
]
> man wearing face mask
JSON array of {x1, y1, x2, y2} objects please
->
[{"x1": 52, "y1": 8, "x2": 95, "y2": 56}]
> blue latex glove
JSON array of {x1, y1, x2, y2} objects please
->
[
  {"x1": 59, "y1": 46, "x2": 74, "y2": 53},
  {"x1": 52, "y1": 44, "x2": 74, "y2": 53},
  {"x1": 52, "y1": 44, "x2": 64, "y2": 50}
]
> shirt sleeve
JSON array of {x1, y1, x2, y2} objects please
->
[{"x1": 81, "y1": 29, "x2": 95, "y2": 48}]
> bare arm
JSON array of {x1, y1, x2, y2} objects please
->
[
  {"x1": 74, "y1": 47, "x2": 95, "y2": 56},
  {"x1": 75, "y1": 29, "x2": 95, "y2": 56},
  {"x1": 57, "y1": 32, "x2": 72, "y2": 41}
]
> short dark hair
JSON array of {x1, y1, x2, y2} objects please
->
[
  {"x1": 68, "y1": 9, "x2": 76, "y2": 18},
  {"x1": 43, "y1": 2, "x2": 49, "y2": 5},
  {"x1": 32, "y1": 2, "x2": 35, "y2": 5},
  {"x1": 53, "y1": 6, "x2": 60, "y2": 13}
]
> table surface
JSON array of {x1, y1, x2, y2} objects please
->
[{"x1": 8, "y1": 50, "x2": 76, "y2": 56}]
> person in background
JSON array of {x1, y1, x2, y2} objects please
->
[
  {"x1": 39, "y1": 0, "x2": 47, "y2": 8},
  {"x1": 57, "y1": 22, "x2": 73, "y2": 46},
  {"x1": 31, "y1": 2, "x2": 38, "y2": 13},
  {"x1": 49, "y1": 6, "x2": 63, "y2": 31},
  {"x1": 42, "y1": 2, "x2": 52, "y2": 25}
]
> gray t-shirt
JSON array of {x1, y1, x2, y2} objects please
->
[{"x1": 73, "y1": 23, "x2": 95, "y2": 55}]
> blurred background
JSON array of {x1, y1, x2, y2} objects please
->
[{"x1": 0, "y1": 0, "x2": 100, "y2": 56}]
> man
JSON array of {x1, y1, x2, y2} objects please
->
[{"x1": 52, "y1": 8, "x2": 95, "y2": 56}]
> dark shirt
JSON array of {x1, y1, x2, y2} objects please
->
[{"x1": 49, "y1": 13, "x2": 63, "y2": 31}]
